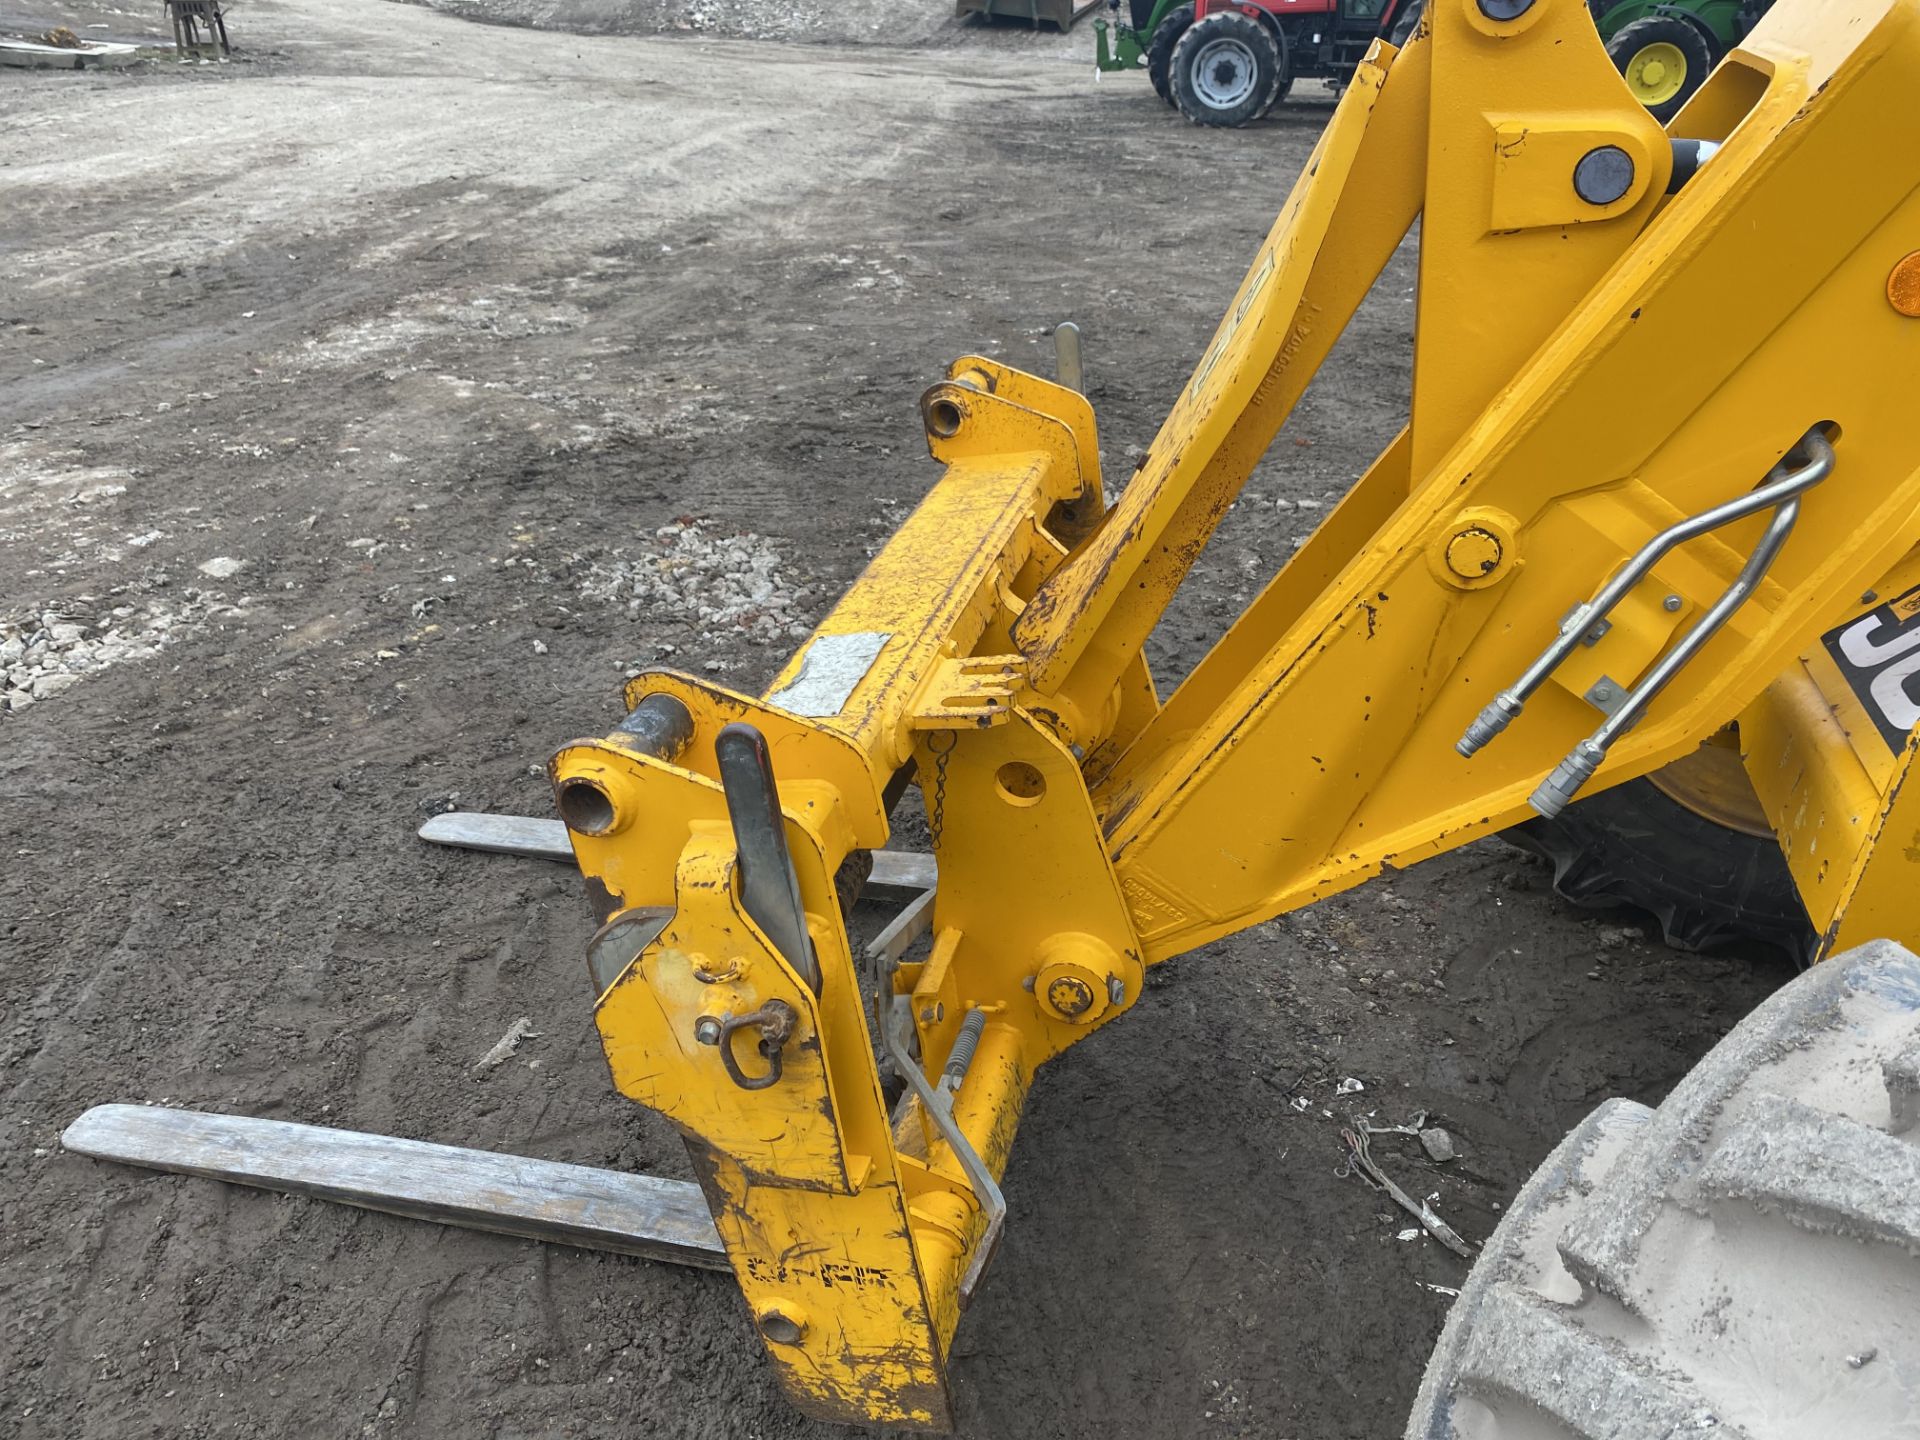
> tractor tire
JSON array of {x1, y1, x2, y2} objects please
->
[
  {"x1": 1407, "y1": 938, "x2": 1920, "y2": 1440},
  {"x1": 1147, "y1": 4, "x2": 1193, "y2": 104},
  {"x1": 1510, "y1": 773, "x2": 1818, "y2": 965},
  {"x1": 1170, "y1": 11, "x2": 1284, "y2": 128},
  {"x1": 1253, "y1": 15, "x2": 1288, "y2": 115},
  {"x1": 1607, "y1": 15, "x2": 1717, "y2": 124},
  {"x1": 1388, "y1": 0, "x2": 1423, "y2": 47}
]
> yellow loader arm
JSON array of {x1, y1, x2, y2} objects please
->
[{"x1": 547, "y1": 0, "x2": 1920, "y2": 1424}]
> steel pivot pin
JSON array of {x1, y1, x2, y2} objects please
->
[{"x1": 1574, "y1": 146, "x2": 1637, "y2": 206}]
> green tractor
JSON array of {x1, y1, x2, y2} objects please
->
[
  {"x1": 1095, "y1": 0, "x2": 1773, "y2": 126},
  {"x1": 1093, "y1": 0, "x2": 1423, "y2": 113},
  {"x1": 1596, "y1": 2, "x2": 1772, "y2": 120}
]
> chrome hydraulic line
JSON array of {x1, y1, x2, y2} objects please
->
[{"x1": 1457, "y1": 429, "x2": 1837, "y2": 814}]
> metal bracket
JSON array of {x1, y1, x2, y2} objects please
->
[
  {"x1": 1568, "y1": 607, "x2": 1613, "y2": 648},
  {"x1": 1583, "y1": 675, "x2": 1629, "y2": 716},
  {"x1": 586, "y1": 906, "x2": 673, "y2": 994},
  {"x1": 910, "y1": 655, "x2": 1022, "y2": 730}
]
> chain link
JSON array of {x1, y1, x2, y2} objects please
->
[{"x1": 925, "y1": 729, "x2": 957, "y2": 848}]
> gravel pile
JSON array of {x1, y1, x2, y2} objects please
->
[
  {"x1": 397, "y1": 0, "x2": 1084, "y2": 49},
  {"x1": 581, "y1": 520, "x2": 811, "y2": 646},
  {"x1": 0, "y1": 598, "x2": 206, "y2": 716}
]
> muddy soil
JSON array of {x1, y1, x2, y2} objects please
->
[{"x1": 1, "y1": 4, "x2": 1794, "y2": 1438}]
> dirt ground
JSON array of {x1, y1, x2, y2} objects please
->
[{"x1": 1, "y1": 4, "x2": 1796, "y2": 1437}]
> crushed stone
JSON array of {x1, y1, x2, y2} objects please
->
[
  {"x1": 580, "y1": 520, "x2": 812, "y2": 646},
  {"x1": 2, "y1": 595, "x2": 219, "y2": 716}
]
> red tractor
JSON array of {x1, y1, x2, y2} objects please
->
[{"x1": 1151, "y1": 0, "x2": 1424, "y2": 126}]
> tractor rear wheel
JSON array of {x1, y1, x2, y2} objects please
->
[
  {"x1": 1607, "y1": 15, "x2": 1716, "y2": 123},
  {"x1": 1170, "y1": 11, "x2": 1284, "y2": 128},
  {"x1": 1147, "y1": 4, "x2": 1193, "y2": 104},
  {"x1": 1510, "y1": 740, "x2": 1818, "y2": 965}
]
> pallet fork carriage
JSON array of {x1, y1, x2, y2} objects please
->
[{"x1": 64, "y1": 0, "x2": 1920, "y2": 1429}]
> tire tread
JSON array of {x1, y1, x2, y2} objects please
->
[{"x1": 1408, "y1": 941, "x2": 1920, "y2": 1440}]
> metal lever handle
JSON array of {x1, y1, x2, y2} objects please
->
[
  {"x1": 714, "y1": 723, "x2": 821, "y2": 994},
  {"x1": 866, "y1": 919, "x2": 1007, "y2": 1309}
]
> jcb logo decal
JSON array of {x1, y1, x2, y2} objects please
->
[{"x1": 1823, "y1": 584, "x2": 1920, "y2": 751}]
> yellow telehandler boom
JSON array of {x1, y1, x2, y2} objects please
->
[
  {"x1": 61, "y1": 0, "x2": 1920, "y2": 1429},
  {"x1": 541, "y1": 0, "x2": 1920, "y2": 1421}
]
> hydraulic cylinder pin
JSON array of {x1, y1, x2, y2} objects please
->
[
  {"x1": 1666, "y1": 138, "x2": 1723, "y2": 194},
  {"x1": 1458, "y1": 429, "x2": 1836, "y2": 768},
  {"x1": 614, "y1": 691, "x2": 696, "y2": 758}
]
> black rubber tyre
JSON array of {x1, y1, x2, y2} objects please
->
[
  {"x1": 1607, "y1": 14, "x2": 1717, "y2": 124},
  {"x1": 1510, "y1": 776, "x2": 1818, "y2": 965},
  {"x1": 1146, "y1": 4, "x2": 1193, "y2": 104},
  {"x1": 1251, "y1": 24, "x2": 1297, "y2": 117},
  {"x1": 1260, "y1": 62, "x2": 1292, "y2": 116},
  {"x1": 1170, "y1": 11, "x2": 1284, "y2": 128},
  {"x1": 1388, "y1": 0, "x2": 1423, "y2": 47},
  {"x1": 1408, "y1": 940, "x2": 1920, "y2": 1440}
]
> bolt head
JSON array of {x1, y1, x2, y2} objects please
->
[
  {"x1": 1032, "y1": 933, "x2": 1120, "y2": 1025},
  {"x1": 1045, "y1": 975, "x2": 1096, "y2": 1019},
  {"x1": 1574, "y1": 146, "x2": 1636, "y2": 206},
  {"x1": 1444, "y1": 527, "x2": 1504, "y2": 580},
  {"x1": 1663, "y1": 594, "x2": 1684, "y2": 612},
  {"x1": 693, "y1": 1015, "x2": 723, "y2": 1046}
]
